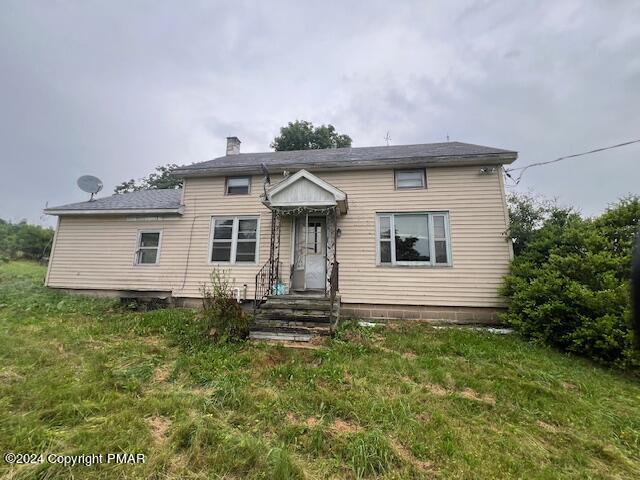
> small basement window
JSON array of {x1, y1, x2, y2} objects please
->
[
  {"x1": 225, "y1": 176, "x2": 251, "y2": 195},
  {"x1": 395, "y1": 169, "x2": 426, "y2": 189},
  {"x1": 135, "y1": 231, "x2": 161, "y2": 265}
]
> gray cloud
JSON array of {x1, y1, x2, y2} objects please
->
[{"x1": 1, "y1": 0, "x2": 638, "y2": 225}]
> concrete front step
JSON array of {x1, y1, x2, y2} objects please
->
[
  {"x1": 255, "y1": 309, "x2": 332, "y2": 323},
  {"x1": 251, "y1": 325, "x2": 331, "y2": 337},
  {"x1": 261, "y1": 300, "x2": 336, "y2": 312},
  {"x1": 255, "y1": 318, "x2": 332, "y2": 329},
  {"x1": 253, "y1": 294, "x2": 340, "y2": 343},
  {"x1": 249, "y1": 331, "x2": 314, "y2": 342}
]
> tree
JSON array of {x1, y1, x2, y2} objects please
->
[
  {"x1": 0, "y1": 219, "x2": 54, "y2": 261},
  {"x1": 271, "y1": 120, "x2": 352, "y2": 151},
  {"x1": 114, "y1": 164, "x2": 183, "y2": 194},
  {"x1": 506, "y1": 193, "x2": 577, "y2": 256}
]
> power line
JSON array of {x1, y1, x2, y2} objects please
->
[{"x1": 504, "y1": 138, "x2": 640, "y2": 185}]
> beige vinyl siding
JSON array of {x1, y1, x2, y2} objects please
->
[
  {"x1": 46, "y1": 176, "x2": 286, "y2": 297},
  {"x1": 47, "y1": 166, "x2": 511, "y2": 308},
  {"x1": 317, "y1": 167, "x2": 511, "y2": 308}
]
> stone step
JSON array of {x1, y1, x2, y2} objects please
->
[
  {"x1": 250, "y1": 324, "x2": 331, "y2": 336},
  {"x1": 261, "y1": 300, "x2": 337, "y2": 311},
  {"x1": 269, "y1": 293, "x2": 329, "y2": 300},
  {"x1": 249, "y1": 331, "x2": 314, "y2": 342},
  {"x1": 256, "y1": 309, "x2": 333, "y2": 323},
  {"x1": 254, "y1": 318, "x2": 333, "y2": 330}
]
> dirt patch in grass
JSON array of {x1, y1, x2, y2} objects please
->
[
  {"x1": 0, "y1": 367, "x2": 22, "y2": 383},
  {"x1": 152, "y1": 363, "x2": 172, "y2": 383},
  {"x1": 417, "y1": 412, "x2": 432, "y2": 424},
  {"x1": 143, "y1": 336, "x2": 163, "y2": 347},
  {"x1": 537, "y1": 420, "x2": 560, "y2": 433},
  {"x1": 424, "y1": 383, "x2": 448, "y2": 397},
  {"x1": 458, "y1": 388, "x2": 496, "y2": 406},
  {"x1": 390, "y1": 438, "x2": 434, "y2": 474},
  {"x1": 286, "y1": 412, "x2": 321, "y2": 429},
  {"x1": 330, "y1": 418, "x2": 360, "y2": 434},
  {"x1": 402, "y1": 351, "x2": 417, "y2": 360},
  {"x1": 147, "y1": 416, "x2": 171, "y2": 444},
  {"x1": 305, "y1": 416, "x2": 320, "y2": 428}
]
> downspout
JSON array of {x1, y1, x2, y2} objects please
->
[
  {"x1": 498, "y1": 167, "x2": 514, "y2": 260},
  {"x1": 261, "y1": 163, "x2": 271, "y2": 201}
]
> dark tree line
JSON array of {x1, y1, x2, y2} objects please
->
[{"x1": 0, "y1": 219, "x2": 54, "y2": 262}]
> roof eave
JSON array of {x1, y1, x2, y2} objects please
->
[
  {"x1": 44, "y1": 207, "x2": 184, "y2": 216},
  {"x1": 173, "y1": 153, "x2": 518, "y2": 178}
]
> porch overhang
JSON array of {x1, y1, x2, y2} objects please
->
[{"x1": 262, "y1": 169, "x2": 348, "y2": 214}]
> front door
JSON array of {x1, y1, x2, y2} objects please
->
[{"x1": 292, "y1": 215, "x2": 326, "y2": 291}]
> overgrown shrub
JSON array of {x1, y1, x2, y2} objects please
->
[
  {"x1": 200, "y1": 269, "x2": 251, "y2": 341},
  {"x1": 501, "y1": 195, "x2": 640, "y2": 369}
]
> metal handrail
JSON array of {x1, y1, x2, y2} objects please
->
[
  {"x1": 328, "y1": 261, "x2": 339, "y2": 331},
  {"x1": 254, "y1": 259, "x2": 280, "y2": 314}
]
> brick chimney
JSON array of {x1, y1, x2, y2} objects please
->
[{"x1": 226, "y1": 136, "x2": 241, "y2": 155}]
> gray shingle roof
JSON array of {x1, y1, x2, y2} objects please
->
[
  {"x1": 174, "y1": 141, "x2": 517, "y2": 177},
  {"x1": 45, "y1": 189, "x2": 182, "y2": 215}
]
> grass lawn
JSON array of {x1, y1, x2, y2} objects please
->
[{"x1": 1, "y1": 261, "x2": 639, "y2": 479}]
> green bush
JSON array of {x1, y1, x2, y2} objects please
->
[
  {"x1": 501, "y1": 196, "x2": 640, "y2": 369},
  {"x1": 200, "y1": 269, "x2": 251, "y2": 341}
]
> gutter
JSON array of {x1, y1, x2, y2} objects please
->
[{"x1": 43, "y1": 207, "x2": 184, "y2": 216}]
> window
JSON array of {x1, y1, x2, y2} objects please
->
[
  {"x1": 395, "y1": 169, "x2": 426, "y2": 189},
  {"x1": 376, "y1": 213, "x2": 450, "y2": 266},
  {"x1": 135, "y1": 231, "x2": 161, "y2": 265},
  {"x1": 305, "y1": 221, "x2": 323, "y2": 254},
  {"x1": 210, "y1": 216, "x2": 259, "y2": 263},
  {"x1": 225, "y1": 176, "x2": 251, "y2": 195}
]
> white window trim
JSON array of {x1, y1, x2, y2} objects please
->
[
  {"x1": 375, "y1": 212, "x2": 452, "y2": 267},
  {"x1": 394, "y1": 169, "x2": 427, "y2": 190},
  {"x1": 225, "y1": 176, "x2": 252, "y2": 196},
  {"x1": 134, "y1": 229, "x2": 163, "y2": 266},
  {"x1": 208, "y1": 215, "x2": 260, "y2": 265}
]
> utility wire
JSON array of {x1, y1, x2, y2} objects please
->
[{"x1": 504, "y1": 138, "x2": 640, "y2": 185}]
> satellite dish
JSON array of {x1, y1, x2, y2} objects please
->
[{"x1": 77, "y1": 175, "x2": 103, "y2": 200}]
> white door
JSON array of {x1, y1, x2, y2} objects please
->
[{"x1": 292, "y1": 215, "x2": 326, "y2": 290}]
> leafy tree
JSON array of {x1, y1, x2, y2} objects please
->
[
  {"x1": 271, "y1": 120, "x2": 352, "y2": 151},
  {"x1": 501, "y1": 195, "x2": 640, "y2": 369},
  {"x1": 506, "y1": 193, "x2": 577, "y2": 256},
  {"x1": 114, "y1": 164, "x2": 183, "y2": 194},
  {"x1": 0, "y1": 220, "x2": 54, "y2": 261}
]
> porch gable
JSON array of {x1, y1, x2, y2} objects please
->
[{"x1": 265, "y1": 169, "x2": 348, "y2": 214}]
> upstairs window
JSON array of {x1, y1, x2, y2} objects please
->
[
  {"x1": 135, "y1": 231, "x2": 161, "y2": 265},
  {"x1": 395, "y1": 169, "x2": 426, "y2": 189},
  {"x1": 210, "y1": 216, "x2": 259, "y2": 263},
  {"x1": 376, "y1": 212, "x2": 451, "y2": 266},
  {"x1": 225, "y1": 176, "x2": 251, "y2": 195}
]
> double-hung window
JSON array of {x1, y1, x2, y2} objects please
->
[
  {"x1": 395, "y1": 169, "x2": 426, "y2": 189},
  {"x1": 135, "y1": 231, "x2": 161, "y2": 265},
  {"x1": 210, "y1": 216, "x2": 259, "y2": 263},
  {"x1": 225, "y1": 176, "x2": 251, "y2": 195},
  {"x1": 376, "y1": 212, "x2": 451, "y2": 266}
]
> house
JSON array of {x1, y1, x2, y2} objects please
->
[{"x1": 44, "y1": 137, "x2": 517, "y2": 340}]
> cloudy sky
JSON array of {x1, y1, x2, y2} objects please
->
[{"x1": 1, "y1": 0, "x2": 638, "y2": 225}]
